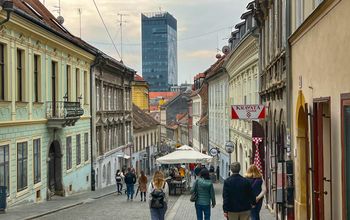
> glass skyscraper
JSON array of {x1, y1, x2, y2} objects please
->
[{"x1": 141, "y1": 12, "x2": 178, "y2": 92}]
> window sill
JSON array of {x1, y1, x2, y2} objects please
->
[
  {"x1": 16, "y1": 101, "x2": 29, "y2": 107},
  {"x1": 0, "y1": 100, "x2": 11, "y2": 107},
  {"x1": 33, "y1": 102, "x2": 44, "y2": 106},
  {"x1": 16, "y1": 188, "x2": 29, "y2": 198},
  {"x1": 76, "y1": 163, "x2": 82, "y2": 169},
  {"x1": 66, "y1": 168, "x2": 73, "y2": 174},
  {"x1": 34, "y1": 182, "x2": 42, "y2": 189}
]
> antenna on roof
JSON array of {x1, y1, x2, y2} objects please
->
[
  {"x1": 54, "y1": 0, "x2": 64, "y2": 24},
  {"x1": 118, "y1": 13, "x2": 128, "y2": 62},
  {"x1": 78, "y1": 8, "x2": 82, "y2": 38}
]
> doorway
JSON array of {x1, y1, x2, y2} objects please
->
[
  {"x1": 48, "y1": 141, "x2": 63, "y2": 196},
  {"x1": 313, "y1": 99, "x2": 332, "y2": 220},
  {"x1": 341, "y1": 94, "x2": 350, "y2": 219}
]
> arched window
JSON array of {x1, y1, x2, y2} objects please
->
[
  {"x1": 103, "y1": 165, "x2": 106, "y2": 182},
  {"x1": 107, "y1": 162, "x2": 111, "y2": 185}
]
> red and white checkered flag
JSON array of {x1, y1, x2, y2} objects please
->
[{"x1": 252, "y1": 137, "x2": 263, "y2": 174}]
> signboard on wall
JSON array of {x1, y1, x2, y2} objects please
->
[{"x1": 231, "y1": 105, "x2": 266, "y2": 119}]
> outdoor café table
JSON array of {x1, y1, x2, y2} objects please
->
[{"x1": 170, "y1": 178, "x2": 186, "y2": 195}]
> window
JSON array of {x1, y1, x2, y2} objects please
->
[
  {"x1": 76, "y1": 68, "x2": 80, "y2": 101},
  {"x1": 0, "y1": 144, "x2": 9, "y2": 194},
  {"x1": 66, "y1": 65, "x2": 71, "y2": 101},
  {"x1": 0, "y1": 44, "x2": 5, "y2": 101},
  {"x1": 17, "y1": 49, "x2": 24, "y2": 102},
  {"x1": 66, "y1": 137, "x2": 72, "y2": 170},
  {"x1": 33, "y1": 55, "x2": 40, "y2": 102},
  {"x1": 84, "y1": 71, "x2": 88, "y2": 104},
  {"x1": 17, "y1": 142, "x2": 28, "y2": 191},
  {"x1": 84, "y1": 133, "x2": 88, "y2": 161},
  {"x1": 96, "y1": 82, "x2": 100, "y2": 111},
  {"x1": 76, "y1": 134, "x2": 81, "y2": 165},
  {"x1": 33, "y1": 139, "x2": 41, "y2": 184}
]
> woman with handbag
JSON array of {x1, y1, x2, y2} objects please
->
[
  {"x1": 245, "y1": 164, "x2": 267, "y2": 220},
  {"x1": 148, "y1": 171, "x2": 169, "y2": 220},
  {"x1": 138, "y1": 170, "x2": 148, "y2": 202},
  {"x1": 191, "y1": 168, "x2": 216, "y2": 220}
]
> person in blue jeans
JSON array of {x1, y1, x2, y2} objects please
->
[
  {"x1": 191, "y1": 168, "x2": 216, "y2": 220},
  {"x1": 124, "y1": 167, "x2": 136, "y2": 200},
  {"x1": 245, "y1": 164, "x2": 267, "y2": 220}
]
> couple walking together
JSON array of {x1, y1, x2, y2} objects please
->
[
  {"x1": 115, "y1": 168, "x2": 148, "y2": 201},
  {"x1": 191, "y1": 163, "x2": 266, "y2": 220}
]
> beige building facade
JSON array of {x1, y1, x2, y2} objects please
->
[{"x1": 290, "y1": 0, "x2": 350, "y2": 219}]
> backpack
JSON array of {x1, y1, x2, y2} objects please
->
[
  {"x1": 115, "y1": 173, "x2": 122, "y2": 182},
  {"x1": 150, "y1": 183, "x2": 166, "y2": 209}
]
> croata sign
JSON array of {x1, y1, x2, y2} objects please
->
[{"x1": 231, "y1": 105, "x2": 266, "y2": 119}]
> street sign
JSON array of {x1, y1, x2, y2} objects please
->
[{"x1": 231, "y1": 105, "x2": 266, "y2": 119}]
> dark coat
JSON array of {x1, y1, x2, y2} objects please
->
[
  {"x1": 124, "y1": 172, "x2": 136, "y2": 185},
  {"x1": 223, "y1": 174, "x2": 256, "y2": 213}
]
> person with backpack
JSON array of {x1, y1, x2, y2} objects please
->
[
  {"x1": 148, "y1": 170, "x2": 169, "y2": 220},
  {"x1": 138, "y1": 170, "x2": 148, "y2": 202},
  {"x1": 124, "y1": 167, "x2": 137, "y2": 200},
  {"x1": 115, "y1": 169, "x2": 124, "y2": 195},
  {"x1": 191, "y1": 168, "x2": 216, "y2": 220}
]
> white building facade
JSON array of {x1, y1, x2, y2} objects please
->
[
  {"x1": 226, "y1": 34, "x2": 259, "y2": 175},
  {"x1": 208, "y1": 68, "x2": 230, "y2": 180}
]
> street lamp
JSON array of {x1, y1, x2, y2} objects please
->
[{"x1": 225, "y1": 141, "x2": 235, "y2": 176}]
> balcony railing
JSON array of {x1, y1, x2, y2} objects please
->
[{"x1": 46, "y1": 101, "x2": 84, "y2": 128}]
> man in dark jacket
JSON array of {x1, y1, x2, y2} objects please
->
[
  {"x1": 222, "y1": 162, "x2": 255, "y2": 220},
  {"x1": 124, "y1": 167, "x2": 136, "y2": 200}
]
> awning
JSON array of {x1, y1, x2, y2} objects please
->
[{"x1": 123, "y1": 154, "x2": 131, "y2": 159}]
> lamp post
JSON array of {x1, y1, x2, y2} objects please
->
[{"x1": 225, "y1": 141, "x2": 235, "y2": 176}]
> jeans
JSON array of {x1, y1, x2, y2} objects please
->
[
  {"x1": 195, "y1": 204, "x2": 211, "y2": 220},
  {"x1": 116, "y1": 182, "x2": 122, "y2": 193},
  {"x1": 126, "y1": 184, "x2": 134, "y2": 199},
  {"x1": 150, "y1": 203, "x2": 167, "y2": 220},
  {"x1": 251, "y1": 199, "x2": 263, "y2": 220}
]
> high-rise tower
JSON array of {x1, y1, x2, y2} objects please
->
[{"x1": 141, "y1": 12, "x2": 177, "y2": 91}]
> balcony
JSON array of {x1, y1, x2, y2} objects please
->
[{"x1": 46, "y1": 101, "x2": 84, "y2": 128}]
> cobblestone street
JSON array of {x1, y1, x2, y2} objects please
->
[{"x1": 3, "y1": 181, "x2": 275, "y2": 220}]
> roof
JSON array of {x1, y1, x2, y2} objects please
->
[
  {"x1": 149, "y1": 92, "x2": 179, "y2": 99},
  {"x1": 178, "y1": 113, "x2": 189, "y2": 124},
  {"x1": 241, "y1": 10, "x2": 253, "y2": 19},
  {"x1": 204, "y1": 55, "x2": 226, "y2": 80},
  {"x1": 198, "y1": 114, "x2": 208, "y2": 126},
  {"x1": 235, "y1": 21, "x2": 246, "y2": 29},
  {"x1": 11, "y1": 0, "x2": 136, "y2": 74},
  {"x1": 133, "y1": 104, "x2": 159, "y2": 130},
  {"x1": 176, "y1": 113, "x2": 187, "y2": 121},
  {"x1": 134, "y1": 74, "x2": 145, "y2": 82}
]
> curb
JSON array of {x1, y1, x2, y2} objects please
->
[
  {"x1": 23, "y1": 202, "x2": 84, "y2": 220},
  {"x1": 21, "y1": 190, "x2": 117, "y2": 220}
]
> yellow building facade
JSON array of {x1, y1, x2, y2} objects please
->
[{"x1": 132, "y1": 74, "x2": 149, "y2": 111}]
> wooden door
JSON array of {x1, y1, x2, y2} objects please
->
[
  {"x1": 313, "y1": 100, "x2": 332, "y2": 220},
  {"x1": 342, "y1": 96, "x2": 350, "y2": 220}
]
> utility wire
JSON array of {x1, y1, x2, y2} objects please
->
[
  {"x1": 88, "y1": 25, "x2": 233, "y2": 47},
  {"x1": 92, "y1": 0, "x2": 121, "y2": 59}
]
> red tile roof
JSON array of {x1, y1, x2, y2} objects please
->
[
  {"x1": 134, "y1": 74, "x2": 145, "y2": 82},
  {"x1": 133, "y1": 104, "x2": 159, "y2": 130},
  {"x1": 149, "y1": 92, "x2": 179, "y2": 99}
]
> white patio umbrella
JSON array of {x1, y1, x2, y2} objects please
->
[
  {"x1": 177, "y1": 145, "x2": 194, "y2": 151},
  {"x1": 156, "y1": 147, "x2": 212, "y2": 164}
]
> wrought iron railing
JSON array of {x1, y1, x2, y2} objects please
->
[{"x1": 46, "y1": 101, "x2": 84, "y2": 119}]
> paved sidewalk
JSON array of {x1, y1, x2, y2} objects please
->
[
  {"x1": 2, "y1": 185, "x2": 119, "y2": 220},
  {"x1": 167, "y1": 182, "x2": 275, "y2": 220}
]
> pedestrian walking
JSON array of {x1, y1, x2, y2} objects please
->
[
  {"x1": 115, "y1": 169, "x2": 124, "y2": 195},
  {"x1": 223, "y1": 162, "x2": 256, "y2": 220},
  {"x1": 191, "y1": 168, "x2": 216, "y2": 220},
  {"x1": 216, "y1": 166, "x2": 220, "y2": 181},
  {"x1": 138, "y1": 170, "x2": 148, "y2": 202},
  {"x1": 194, "y1": 164, "x2": 202, "y2": 179},
  {"x1": 245, "y1": 164, "x2": 267, "y2": 220},
  {"x1": 148, "y1": 170, "x2": 169, "y2": 220},
  {"x1": 124, "y1": 167, "x2": 137, "y2": 200}
]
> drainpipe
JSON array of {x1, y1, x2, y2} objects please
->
[
  {"x1": 285, "y1": 0, "x2": 292, "y2": 219},
  {"x1": 90, "y1": 53, "x2": 102, "y2": 191},
  {"x1": 0, "y1": 0, "x2": 13, "y2": 26}
]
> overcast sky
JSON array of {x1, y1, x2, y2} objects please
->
[{"x1": 41, "y1": 0, "x2": 251, "y2": 84}]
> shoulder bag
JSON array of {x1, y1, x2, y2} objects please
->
[{"x1": 190, "y1": 180, "x2": 198, "y2": 202}]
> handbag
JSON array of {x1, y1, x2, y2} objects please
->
[{"x1": 190, "y1": 180, "x2": 198, "y2": 202}]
